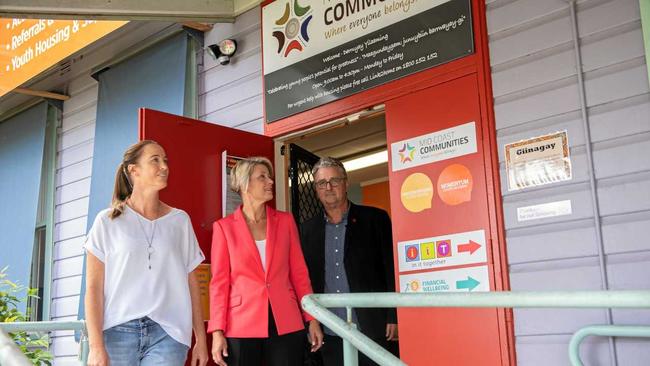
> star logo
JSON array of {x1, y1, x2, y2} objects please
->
[
  {"x1": 404, "y1": 280, "x2": 420, "y2": 292},
  {"x1": 398, "y1": 143, "x2": 416, "y2": 163},
  {"x1": 272, "y1": 1, "x2": 312, "y2": 57}
]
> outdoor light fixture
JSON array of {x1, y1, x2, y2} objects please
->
[
  {"x1": 207, "y1": 39, "x2": 237, "y2": 65},
  {"x1": 343, "y1": 150, "x2": 388, "y2": 172}
]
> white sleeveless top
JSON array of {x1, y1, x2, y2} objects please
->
[{"x1": 84, "y1": 206, "x2": 205, "y2": 346}]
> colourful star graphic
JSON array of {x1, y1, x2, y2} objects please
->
[
  {"x1": 398, "y1": 143, "x2": 416, "y2": 163},
  {"x1": 272, "y1": 0, "x2": 312, "y2": 57}
]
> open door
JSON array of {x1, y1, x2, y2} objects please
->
[
  {"x1": 138, "y1": 108, "x2": 274, "y2": 365},
  {"x1": 139, "y1": 108, "x2": 274, "y2": 254}
]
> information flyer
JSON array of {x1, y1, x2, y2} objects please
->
[{"x1": 504, "y1": 131, "x2": 572, "y2": 191}]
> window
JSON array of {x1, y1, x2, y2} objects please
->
[{"x1": 28, "y1": 104, "x2": 58, "y2": 321}]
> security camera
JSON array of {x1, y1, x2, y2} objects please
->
[{"x1": 207, "y1": 39, "x2": 237, "y2": 65}]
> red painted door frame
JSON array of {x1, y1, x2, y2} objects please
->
[{"x1": 262, "y1": 0, "x2": 514, "y2": 364}]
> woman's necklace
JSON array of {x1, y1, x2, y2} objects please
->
[
  {"x1": 131, "y1": 202, "x2": 157, "y2": 270},
  {"x1": 244, "y1": 213, "x2": 266, "y2": 225}
]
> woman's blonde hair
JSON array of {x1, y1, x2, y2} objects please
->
[
  {"x1": 230, "y1": 156, "x2": 274, "y2": 195},
  {"x1": 110, "y1": 140, "x2": 160, "y2": 219}
]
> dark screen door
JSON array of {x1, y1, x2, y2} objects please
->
[{"x1": 288, "y1": 143, "x2": 322, "y2": 229}]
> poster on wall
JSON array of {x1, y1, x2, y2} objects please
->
[
  {"x1": 222, "y1": 151, "x2": 243, "y2": 217},
  {"x1": 262, "y1": 0, "x2": 474, "y2": 122},
  {"x1": 504, "y1": 131, "x2": 572, "y2": 191}
]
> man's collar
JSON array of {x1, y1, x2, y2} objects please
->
[{"x1": 324, "y1": 200, "x2": 351, "y2": 224}]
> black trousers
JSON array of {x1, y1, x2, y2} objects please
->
[
  {"x1": 320, "y1": 334, "x2": 399, "y2": 366},
  {"x1": 321, "y1": 334, "x2": 374, "y2": 366},
  {"x1": 226, "y1": 305, "x2": 305, "y2": 366}
]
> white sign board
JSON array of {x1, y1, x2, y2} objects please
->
[
  {"x1": 391, "y1": 121, "x2": 477, "y2": 172},
  {"x1": 399, "y1": 265, "x2": 490, "y2": 293},
  {"x1": 517, "y1": 200, "x2": 572, "y2": 222},
  {"x1": 397, "y1": 230, "x2": 486, "y2": 272}
]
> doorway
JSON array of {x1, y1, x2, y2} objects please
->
[
  {"x1": 279, "y1": 109, "x2": 401, "y2": 360},
  {"x1": 281, "y1": 110, "x2": 391, "y2": 227}
]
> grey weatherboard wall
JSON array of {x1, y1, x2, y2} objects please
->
[{"x1": 488, "y1": 0, "x2": 650, "y2": 364}]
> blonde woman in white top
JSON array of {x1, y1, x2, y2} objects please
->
[{"x1": 84, "y1": 140, "x2": 209, "y2": 366}]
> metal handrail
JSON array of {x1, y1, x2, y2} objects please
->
[
  {"x1": 2, "y1": 292, "x2": 649, "y2": 365},
  {"x1": 569, "y1": 325, "x2": 650, "y2": 366},
  {"x1": 0, "y1": 320, "x2": 88, "y2": 365},
  {"x1": 302, "y1": 291, "x2": 650, "y2": 366}
]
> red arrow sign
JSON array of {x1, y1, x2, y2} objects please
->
[{"x1": 458, "y1": 240, "x2": 481, "y2": 255}]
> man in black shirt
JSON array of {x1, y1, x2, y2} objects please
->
[{"x1": 300, "y1": 157, "x2": 398, "y2": 366}]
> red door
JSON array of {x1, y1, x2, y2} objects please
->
[
  {"x1": 139, "y1": 108, "x2": 274, "y2": 255},
  {"x1": 138, "y1": 108, "x2": 274, "y2": 365},
  {"x1": 386, "y1": 74, "x2": 506, "y2": 365}
]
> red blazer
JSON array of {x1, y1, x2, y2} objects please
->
[{"x1": 207, "y1": 205, "x2": 315, "y2": 337}]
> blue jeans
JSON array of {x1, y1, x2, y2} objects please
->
[{"x1": 104, "y1": 317, "x2": 189, "y2": 366}]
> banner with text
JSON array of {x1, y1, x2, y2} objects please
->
[
  {"x1": 391, "y1": 121, "x2": 477, "y2": 172},
  {"x1": 0, "y1": 18, "x2": 127, "y2": 98},
  {"x1": 262, "y1": 0, "x2": 473, "y2": 122}
]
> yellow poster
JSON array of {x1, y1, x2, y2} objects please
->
[
  {"x1": 400, "y1": 172, "x2": 433, "y2": 213},
  {"x1": 0, "y1": 18, "x2": 127, "y2": 98}
]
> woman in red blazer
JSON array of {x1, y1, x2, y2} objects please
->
[{"x1": 208, "y1": 157, "x2": 323, "y2": 366}]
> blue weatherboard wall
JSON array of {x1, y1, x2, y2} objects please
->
[
  {"x1": 0, "y1": 102, "x2": 48, "y2": 305},
  {"x1": 78, "y1": 32, "x2": 189, "y2": 322}
]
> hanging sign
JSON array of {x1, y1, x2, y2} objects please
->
[
  {"x1": 262, "y1": 0, "x2": 474, "y2": 122},
  {"x1": 0, "y1": 18, "x2": 127, "y2": 98},
  {"x1": 504, "y1": 131, "x2": 572, "y2": 191}
]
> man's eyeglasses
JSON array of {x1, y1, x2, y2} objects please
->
[{"x1": 314, "y1": 177, "x2": 346, "y2": 189}]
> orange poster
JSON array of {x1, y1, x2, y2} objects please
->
[
  {"x1": 0, "y1": 18, "x2": 127, "y2": 98},
  {"x1": 437, "y1": 163, "x2": 473, "y2": 206}
]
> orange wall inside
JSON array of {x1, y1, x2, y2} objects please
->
[{"x1": 361, "y1": 180, "x2": 391, "y2": 218}]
